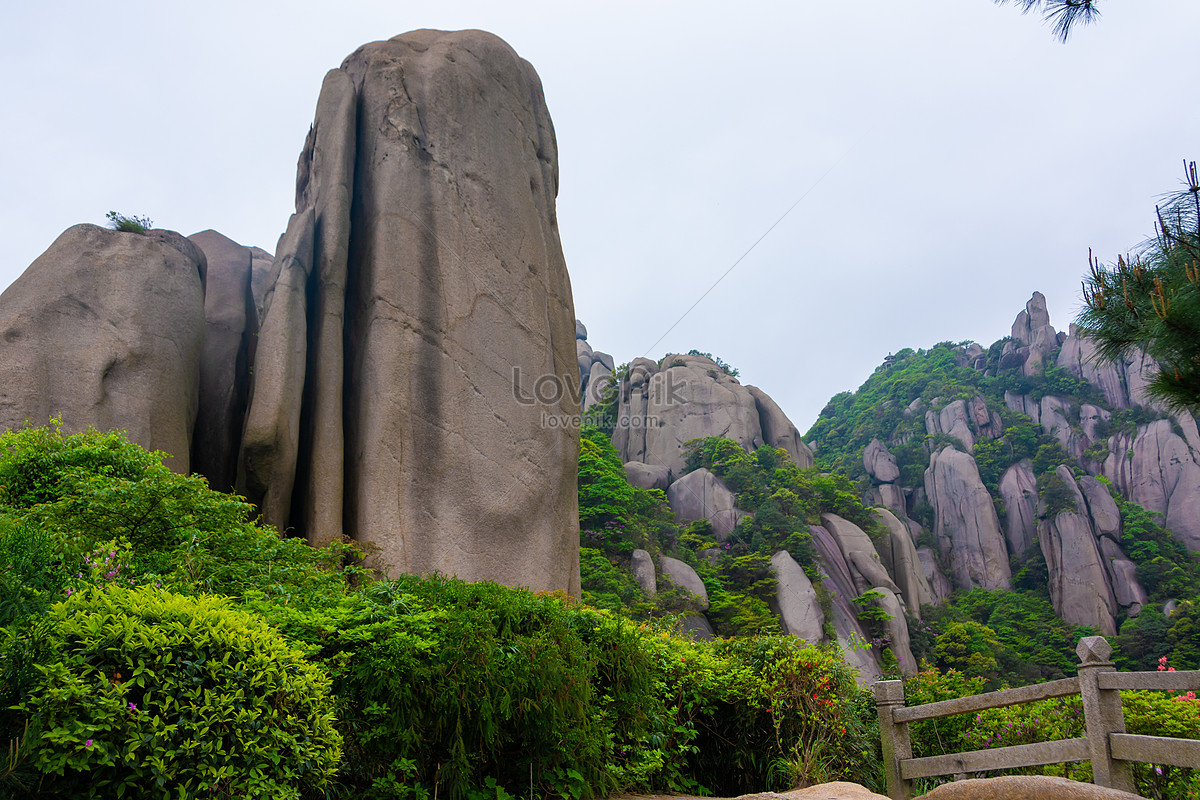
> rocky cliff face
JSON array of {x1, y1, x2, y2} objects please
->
[
  {"x1": 0, "y1": 30, "x2": 582, "y2": 597},
  {"x1": 610, "y1": 352, "x2": 813, "y2": 480},
  {"x1": 806, "y1": 291, "x2": 1200, "y2": 647},
  {"x1": 239, "y1": 30, "x2": 580, "y2": 594},
  {"x1": 0, "y1": 224, "x2": 207, "y2": 473}
]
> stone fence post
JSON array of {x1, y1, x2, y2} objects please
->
[
  {"x1": 874, "y1": 679, "x2": 913, "y2": 800},
  {"x1": 1076, "y1": 636, "x2": 1134, "y2": 793}
]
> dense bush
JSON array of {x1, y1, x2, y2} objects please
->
[
  {"x1": 249, "y1": 574, "x2": 884, "y2": 799},
  {"x1": 18, "y1": 585, "x2": 341, "y2": 799}
]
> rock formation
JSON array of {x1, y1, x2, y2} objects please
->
[
  {"x1": 924, "y1": 446, "x2": 1011, "y2": 591},
  {"x1": 188, "y1": 229, "x2": 259, "y2": 492},
  {"x1": 771, "y1": 550, "x2": 824, "y2": 643},
  {"x1": 612, "y1": 353, "x2": 813, "y2": 480},
  {"x1": 1101, "y1": 419, "x2": 1200, "y2": 552},
  {"x1": 1037, "y1": 466, "x2": 1119, "y2": 635},
  {"x1": 667, "y1": 467, "x2": 744, "y2": 539},
  {"x1": 575, "y1": 320, "x2": 614, "y2": 412},
  {"x1": 0, "y1": 224, "x2": 206, "y2": 473},
  {"x1": 874, "y1": 508, "x2": 935, "y2": 615},
  {"x1": 998, "y1": 460, "x2": 1038, "y2": 555},
  {"x1": 239, "y1": 30, "x2": 579, "y2": 593}
]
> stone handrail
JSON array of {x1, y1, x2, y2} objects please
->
[{"x1": 872, "y1": 636, "x2": 1200, "y2": 800}]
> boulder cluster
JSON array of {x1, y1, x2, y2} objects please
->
[
  {"x1": 587, "y1": 291, "x2": 1200, "y2": 682},
  {"x1": 0, "y1": 30, "x2": 580, "y2": 595}
]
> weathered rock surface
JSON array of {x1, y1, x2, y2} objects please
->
[
  {"x1": 630, "y1": 548, "x2": 656, "y2": 597},
  {"x1": 917, "y1": 546, "x2": 953, "y2": 604},
  {"x1": 667, "y1": 467, "x2": 743, "y2": 539},
  {"x1": 188, "y1": 229, "x2": 258, "y2": 492},
  {"x1": 1079, "y1": 475, "x2": 1121, "y2": 540},
  {"x1": 623, "y1": 461, "x2": 671, "y2": 491},
  {"x1": 660, "y1": 556, "x2": 709, "y2": 610},
  {"x1": 747, "y1": 385, "x2": 814, "y2": 468},
  {"x1": 0, "y1": 224, "x2": 206, "y2": 473},
  {"x1": 874, "y1": 508, "x2": 934, "y2": 615},
  {"x1": 810, "y1": 524, "x2": 882, "y2": 684},
  {"x1": 1037, "y1": 466, "x2": 1118, "y2": 636},
  {"x1": 926, "y1": 399, "x2": 975, "y2": 453},
  {"x1": 820, "y1": 513, "x2": 901, "y2": 597},
  {"x1": 920, "y1": 775, "x2": 1148, "y2": 800},
  {"x1": 1102, "y1": 419, "x2": 1200, "y2": 552},
  {"x1": 924, "y1": 447, "x2": 1011, "y2": 591},
  {"x1": 614, "y1": 355, "x2": 813, "y2": 478},
  {"x1": 619, "y1": 354, "x2": 763, "y2": 479},
  {"x1": 582, "y1": 360, "x2": 613, "y2": 412},
  {"x1": 998, "y1": 460, "x2": 1038, "y2": 555},
  {"x1": 1098, "y1": 537, "x2": 1148, "y2": 612},
  {"x1": 239, "y1": 30, "x2": 579, "y2": 593},
  {"x1": 774, "y1": 780, "x2": 891, "y2": 799},
  {"x1": 771, "y1": 550, "x2": 824, "y2": 643},
  {"x1": 872, "y1": 586, "x2": 917, "y2": 676},
  {"x1": 863, "y1": 438, "x2": 900, "y2": 483}
]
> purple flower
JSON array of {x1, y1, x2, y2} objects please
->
[
  {"x1": 129, "y1": 702, "x2": 137, "y2": 711},
  {"x1": 85, "y1": 739, "x2": 93, "y2": 748}
]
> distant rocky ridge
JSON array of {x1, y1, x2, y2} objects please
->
[
  {"x1": 577, "y1": 331, "x2": 906, "y2": 680},
  {"x1": 0, "y1": 30, "x2": 580, "y2": 596},
  {"x1": 583, "y1": 291, "x2": 1200, "y2": 682},
  {"x1": 814, "y1": 292, "x2": 1200, "y2": 641}
]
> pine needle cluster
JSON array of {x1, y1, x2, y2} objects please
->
[{"x1": 1077, "y1": 161, "x2": 1200, "y2": 410}]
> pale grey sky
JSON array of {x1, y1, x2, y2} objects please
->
[{"x1": 3, "y1": 1, "x2": 1198, "y2": 431}]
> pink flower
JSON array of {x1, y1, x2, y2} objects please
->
[{"x1": 85, "y1": 739, "x2": 93, "y2": 748}]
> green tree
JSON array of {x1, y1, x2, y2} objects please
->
[{"x1": 1077, "y1": 161, "x2": 1200, "y2": 409}]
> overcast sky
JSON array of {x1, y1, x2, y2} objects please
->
[{"x1": 4, "y1": 1, "x2": 1198, "y2": 433}]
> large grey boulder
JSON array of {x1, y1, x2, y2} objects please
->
[
  {"x1": 623, "y1": 461, "x2": 670, "y2": 491},
  {"x1": 1057, "y1": 325, "x2": 1130, "y2": 408},
  {"x1": 1037, "y1": 466, "x2": 1118, "y2": 636},
  {"x1": 188, "y1": 229, "x2": 258, "y2": 492},
  {"x1": 747, "y1": 385, "x2": 814, "y2": 468},
  {"x1": 667, "y1": 467, "x2": 744, "y2": 540},
  {"x1": 863, "y1": 438, "x2": 900, "y2": 483},
  {"x1": 660, "y1": 556, "x2": 709, "y2": 609},
  {"x1": 872, "y1": 586, "x2": 917, "y2": 676},
  {"x1": 926, "y1": 400, "x2": 974, "y2": 453},
  {"x1": 625, "y1": 354, "x2": 763, "y2": 479},
  {"x1": 920, "y1": 775, "x2": 1147, "y2": 800},
  {"x1": 771, "y1": 550, "x2": 824, "y2": 643},
  {"x1": 240, "y1": 30, "x2": 579, "y2": 594},
  {"x1": 810, "y1": 524, "x2": 882, "y2": 684},
  {"x1": 924, "y1": 446, "x2": 1011, "y2": 591},
  {"x1": 820, "y1": 513, "x2": 901, "y2": 597},
  {"x1": 630, "y1": 549, "x2": 656, "y2": 597},
  {"x1": 1079, "y1": 475, "x2": 1121, "y2": 540},
  {"x1": 917, "y1": 546, "x2": 953, "y2": 604},
  {"x1": 610, "y1": 357, "x2": 660, "y2": 463},
  {"x1": 874, "y1": 508, "x2": 934, "y2": 615},
  {"x1": 1102, "y1": 419, "x2": 1200, "y2": 552},
  {"x1": 582, "y1": 360, "x2": 613, "y2": 412},
  {"x1": 1098, "y1": 537, "x2": 1148, "y2": 612},
  {"x1": 0, "y1": 224, "x2": 205, "y2": 472},
  {"x1": 998, "y1": 460, "x2": 1038, "y2": 555}
]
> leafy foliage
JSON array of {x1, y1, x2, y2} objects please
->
[
  {"x1": 21, "y1": 586, "x2": 341, "y2": 799},
  {"x1": 1078, "y1": 160, "x2": 1200, "y2": 409},
  {"x1": 104, "y1": 211, "x2": 152, "y2": 232}
]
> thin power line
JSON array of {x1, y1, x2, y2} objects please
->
[{"x1": 642, "y1": 144, "x2": 857, "y2": 357}]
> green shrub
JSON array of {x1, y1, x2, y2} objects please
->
[
  {"x1": 19, "y1": 585, "x2": 341, "y2": 799},
  {"x1": 104, "y1": 211, "x2": 152, "y2": 232},
  {"x1": 0, "y1": 423, "x2": 365, "y2": 608}
]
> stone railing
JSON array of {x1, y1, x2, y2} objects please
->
[{"x1": 872, "y1": 636, "x2": 1200, "y2": 800}]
